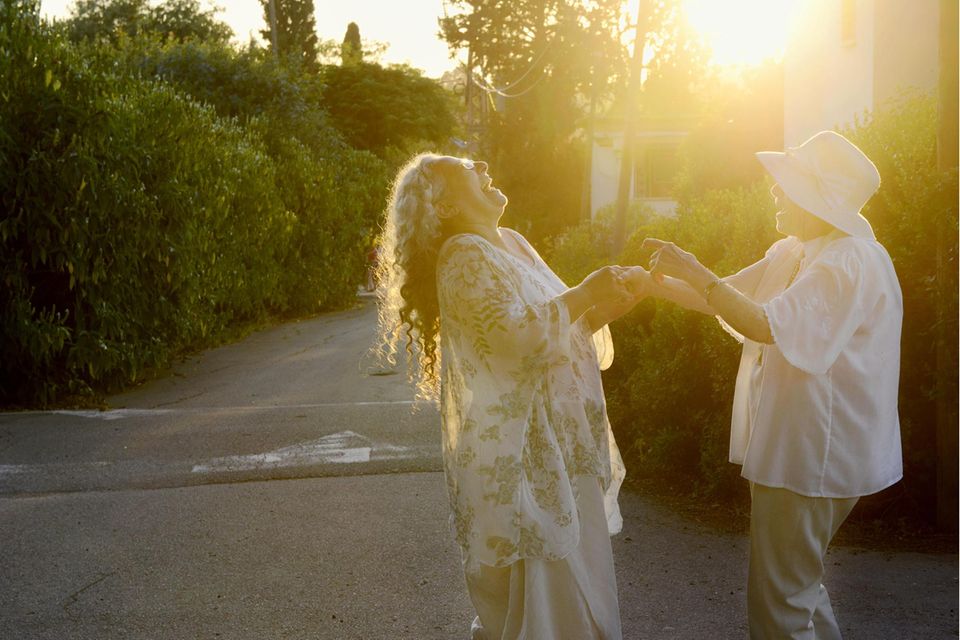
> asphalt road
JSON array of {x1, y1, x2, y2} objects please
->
[{"x1": 1, "y1": 297, "x2": 956, "y2": 639}]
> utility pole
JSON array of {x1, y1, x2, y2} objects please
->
[
  {"x1": 580, "y1": 48, "x2": 601, "y2": 222},
  {"x1": 268, "y1": 0, "x2": 280, "y2": 60},
  {"x1": 611, "y1": 3, "x2": 647, "y2": 256},
  {"x1": 934, "y1": 0, "x2": 958, "y2": 532}
]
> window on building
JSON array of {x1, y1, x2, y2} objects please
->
[
  {"x1": 841, "y1": 0, "x2": 856, "y2": 46},
  {"x1": 633, "y1": 144, "x2": 679, "y2": 199}
]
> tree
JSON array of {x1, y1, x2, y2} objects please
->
[
  {"x1": 321, "y1": 63, "x2": 457, "y2": 158},
  {"x1": 672, "y1": 61, "x2": 785, "y2": 205},
  {"x1": 341, "y1": 21, "x2": 362, "y2": 66},
  {"x1": 440, "y1": 0, "x2": 630, "y2": 242},
  {"x1": 259, "y1": 0, "x2": 319, "y2": 71},
  {"x1": 149, "y1": 0, "x2": 233, "y2": 44},
  {"x1": 65, "y1": 0, "x2": 233, "y2": 44},
  {"x1": 439, "y1": 0, "x2": 708, "y2": 244}
]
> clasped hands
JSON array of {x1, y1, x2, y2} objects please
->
[
  {"x1": 583, "y1": 236, "x2": 711, "y2": 306},
  {"x1": 642, "y1": 238, "x2": 714, "y2": 293},
  {"x1": 578, "y1": 237, "x2": 713, "y2": 327},
  {"x1": 577, "y1": 264, "x2": 651, "y2": 330}
]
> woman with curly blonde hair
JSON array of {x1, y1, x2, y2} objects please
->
[{"x1": 375, "y1": 153, "x2": 649, "y2": 639}]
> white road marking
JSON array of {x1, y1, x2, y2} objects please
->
[
  {"x1": 0, "y1": 400, "x2": 425, "y2": 420},
  {"x1": 53, "y1": 409, "x2": 176, "y2": 421},
  {"x1": 190, "y1": 430, "x2": 428, "y2": 474},
  {"x1": 0, "y1": 430, "x2": 435, "y2": 487}
]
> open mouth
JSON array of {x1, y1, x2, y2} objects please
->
[{"x1": 481, "y1": 179, "x2": 496, "y2": 194}]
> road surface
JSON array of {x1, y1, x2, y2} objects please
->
[{"x1": 1, "y1": 298, "x2": 956, "y2": 639}]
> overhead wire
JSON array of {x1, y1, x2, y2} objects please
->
[
  {"x1": 470, "y1": 37, "x2": 554, "y2": 99},
  {"x1": 440, "y1": 1, "x2": 555, "y2": 99}
]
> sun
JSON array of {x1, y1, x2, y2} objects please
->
[{"x1": 682, "y1": 0, "x2": 800, "y2": 67}]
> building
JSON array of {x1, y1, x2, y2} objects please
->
[
  {"x1": 783, "y1": 0, "x2": 939, "y2": 145},
  {"x1": 587, "y1": 0, "x2": 941, "y2": 219},
  {"x1": 588, "y1": 115, "x2": 695, "y2": 218}
]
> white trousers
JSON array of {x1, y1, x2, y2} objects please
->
[
  {"x1": 748, "y1": 483, "x2": 858, "y2": 640},
  {"x1": 465, "y1": 476, "x2": 622, "y2": 640}
]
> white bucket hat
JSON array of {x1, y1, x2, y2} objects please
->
[{"x1": 756, "y1": 130, "x2": 881, "y2": 240}]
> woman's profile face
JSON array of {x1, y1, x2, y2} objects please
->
[
  {"x1": 770, "y1": 183, "x2": 832, "y2": 240},
  {"x1": 433, "y1": 156, "x2": 508, "y2": 224}
]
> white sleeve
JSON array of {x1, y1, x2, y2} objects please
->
[
  {"x1": 590, "y1": 323, "x2": 614, "y2": 371},
  {"x1": 437, "y1": 236, "x2": 574, "y2": 368},
  {"x1": 763, "y1": 247, "x2": 866, "y2": 375}
]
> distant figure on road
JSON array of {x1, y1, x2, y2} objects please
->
[
  {"x1": 374, "y1": 153, "x2": 649, "y2": 639},
  {"x1": 643, "y1": 131, "x2": 903, "y2": 639},
  {"x1": 365, "y1": 243, "x2": 380, "y2": 292}
]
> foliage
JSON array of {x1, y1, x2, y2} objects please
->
[
  {"x1": 841, "y1": 94, "x2": 958, "y2": 522},
  {"x1": 258, "y1": 0, "x2": 319, "y2": 72},
  {"x1": 627, "y1": 0, "x2": 711, "y2": 119},
  {"x1": 547, "y1": 93, "x2": 957, "y2": 524},
  {"x1": 549, "y1": 184, "x2": 776, "y2": 497},
  {"x1": 341, "y1": 21, "x2": 361, "y2": 66},
  {"x1": 0, "y1": 3, "x2": 387, "y2": 406},
  {"x1": 320, "y1": 62, "x2": 459, "y2": 157},
  {"x1": 672, "y1": 61, "x2": 784, "y2": 203},
  {"x1": 101, "y1": 36, "x2": 391, "y2": 308},
  {"x1": 439, "y1": 0, "x2": 711, "y2": 244},
  {"x1": 64, "y1": 0, "x2": 233, "y2": 45},
  {"x1": 440, "y1": 0, "x2": 631, "y2": 241}
]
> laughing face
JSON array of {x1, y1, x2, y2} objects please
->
[{"x1": 433, "y1": 157, "x2": 508, "y2": 224}]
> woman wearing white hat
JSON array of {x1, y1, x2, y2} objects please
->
[{"x1": 643, "y1": 131, "x2": 903, "y2": 639}]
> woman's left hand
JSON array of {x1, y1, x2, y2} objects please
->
[
  {"x1": 642, "y1": 238, "x2": 714, "y2": 291},
  {"x1": 620, "y1": 266, "x2": 651, "y2": 299},
  {"x1": 585, "y1": 266, "x2": 649, "y2": 331}
]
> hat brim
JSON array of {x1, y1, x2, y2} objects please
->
[{"x1": 756, "y1": 151, "x2": 875, "y2": 240}]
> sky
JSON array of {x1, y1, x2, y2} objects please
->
[
  {"x1": 41, "y1": 0, "x2": 459, "y2": 77},
  {"x1": 40, "y1": 0, "x2": 797, "y2": 78}
]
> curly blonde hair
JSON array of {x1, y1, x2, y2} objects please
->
[{"x1": 374, "y1": 153, "x2": 451, "y2": 402}]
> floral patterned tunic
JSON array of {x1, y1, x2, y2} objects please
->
[{"x1": 436, "y1": 229, "x2": 625, "y2": 573}]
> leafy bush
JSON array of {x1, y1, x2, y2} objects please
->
[
  {"x1": 119, "y1": 37, "x2": 391, "y2": 309},
  {"x1": 547, "y1": 93, "x2": 957, "y2": 524},
  {"x1": 0, "y1": 4, "x2": 389, "y2": 405},
  {"x1": 320, "y1": 62, "x2": 458, "y2": 157},
  {"x1": 842, "y1": 94, "x2": 958, "y2": 521},
  {"x1": 549, "y1": 183, "x2": 776, "y2": 497},
  {"x1": 64, "y1": 0, "x2": 233, "y2": 45}
]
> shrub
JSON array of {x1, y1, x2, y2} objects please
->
[
  {"x1": 548, "y1": 183, "x2": 776, "y2": 497},
  {"x1": 548, "y1": 93, "x2": 957, "y2": 524},
  {"x1": 320, "y1": 62, "x2": 459, "y2": 157},
  {"x1": 118, "y1": 37, "x2": 391, "y2": 309},
  {"x1": 0, "y1": 4, "x2": 390, "y2": 405}
]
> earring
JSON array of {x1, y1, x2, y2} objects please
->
[{"x1": 435, "y1": 201, "x2": 461, "y2": 220}]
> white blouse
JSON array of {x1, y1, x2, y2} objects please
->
[
  {"x1": 436, "y1": 229, "x2": 625, "y2": 573},
  {"x1": 725, "y1": 232, "x2": 903, "y2": 498}
]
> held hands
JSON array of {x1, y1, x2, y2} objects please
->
[
  {"x1": 579, "y1": 265, "x2": 652, "y2": 330},
  {"x1": 581, "y1": 265, "x2": 649, "y2": 305},
  {"x1": 642, "y1": 238, "x2": 714, "y2": 292}
]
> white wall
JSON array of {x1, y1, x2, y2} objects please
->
[
  {"x1": 872, "y1": 0, "x2": 939, "y2": 106},
  {"x1": 783, "y1": 0, "x2": 939, "y2": 147},
  {"x1": 590, "y1": 137, "x2": 623, "y2": 218},
  {"x1": 784, "y1": 0, "x2": 876, "y2": 146}
]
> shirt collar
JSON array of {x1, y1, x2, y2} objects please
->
[{"x1": 800, "y1": 228, "x2": 847, "y2": 265}]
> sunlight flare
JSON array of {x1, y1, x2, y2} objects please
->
[{"x1": 683, "y1": 0, "x2": 800, "y2": 66}]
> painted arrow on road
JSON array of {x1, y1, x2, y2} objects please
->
[{"x1": 190, "y1": 431, "x2": 427, "y2": 474}]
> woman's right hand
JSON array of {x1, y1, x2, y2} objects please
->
[{"x1": 580, "y1": 265, "x2": 632, "y2": 304}]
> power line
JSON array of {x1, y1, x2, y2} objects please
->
[{"x1": 470, "y1": 37, "x2": 553, "y2": 99}]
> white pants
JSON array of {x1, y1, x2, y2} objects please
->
[
  {"x1": 748, "y1": 483, "x2": 858, "y2": 640},
  {"x1": 465, "y1": 476, "x2": 622, "y2": 640}
]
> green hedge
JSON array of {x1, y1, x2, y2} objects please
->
[
  {"x1": 0, "y1": 3, "x2": 387, "y2": 405},
  {"x1": 548, "y1": 94, "x2": 958, "y2": 523}
]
